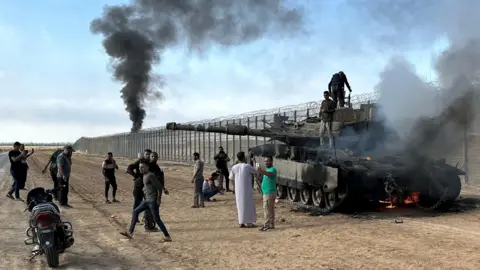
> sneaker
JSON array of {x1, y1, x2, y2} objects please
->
[
  {"x1": 6, "y1": 194, "x2": 14, "y2": 200},
  {"x1": 15, "y1": 197, "x2": 24, "y2": 202},
  {"x1": 120, "y1": 231, "x2": 133, "y2": 239},
  {"x1": 105, "y1": 200, "x2": 112, "y2": 204},
  {"x1": 112, "y1": 199, "x2": 120, "y2": 203},
  {"x1": 191, "y1": 205, "x2": 199, "y2": 208},
  {"x1": 163, "y1": 236, "x2": 172, "y2": 242}
]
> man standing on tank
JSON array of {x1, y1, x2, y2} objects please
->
[
  {"x1": 41, "y1": 148, "x2": 63, "y2": 200},
  {"x1": 214, "y1": 146, "x2": 232, "y2": 192},
  {"x1": 319, "y1": 91, "x2": 336, "y2": 148},
  {"x1": 127, "y1": 149, "x2": 152, "y2": 223},
  {"x1": 328, "y1": 71, "x2": 352, "y2": 108},
  {"x1": 102, "y1": 152, "x2": 119, "y2": 204}
]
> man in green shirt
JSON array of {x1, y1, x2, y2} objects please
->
[{"x1": 256, "y1": 156, "x2": 277, "y2": 232}]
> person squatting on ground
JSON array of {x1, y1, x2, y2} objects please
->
[
  {"x1": 6, "y1": 142, "x2": 26, "y2": 201},
  {"x1": 144, "y1": 152, "x2": 169, "y2": 231},
  {"x1": 319, "y1": 91, "x2": 336, "y2": 148},
  {"x1": 120, "y1": 161, "x2": 172, "y2": 242},
  {"x1": 256, "y1": 156, "x2": 277, "y2": 232},
  {"x1": 57, "y1": 145, "x2": 75, "y2": 208},
  {"x1": 214, "y1": 146, "x2": 232, "y2": 192},
  {"x1": 127, "y1": 149, "x2": 152, "y2": 224},
  {"x1": 192, "y1": 152, "x2": 205, "y2": 208},
  {"x1": 229, "y1": 151, "x2": 257, "y2": 228},
  {"x1": 328, "y1": 71, "x2": 352, "y2": 108},
  {"x1": 203, "y1": 172, "x2": 221, "y2": 202},
  {"x1": 18, "y1": 144, "x2": 34, "y2": 190},
  {"x1": 42, "y1": 148, "x2": 63, "y2": 200},
  {"x1": 102, "y1": 152, "x2": 119, "y2": 204}
]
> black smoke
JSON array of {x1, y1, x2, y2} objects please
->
[{"x1": 90, "y1": 0, "x2": 304, "y2": 132}]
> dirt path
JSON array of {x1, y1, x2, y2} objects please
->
[{"x1": 1, "y1": 150, "x2": 480, "y2": 269}]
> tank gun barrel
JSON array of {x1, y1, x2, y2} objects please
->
[{"x1": 165, "y1": 122, "x2": 267, "y2": 137}]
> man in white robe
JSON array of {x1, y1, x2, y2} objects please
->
[{"x1": 229, "y1": 151, "x2": 257, "y2": 228}]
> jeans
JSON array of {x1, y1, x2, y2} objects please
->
[
  {"x1": 57, "y1": 176, "x2": 70, "y2": 206},
  {"x1": 7, "y1": 169, "x2": 20, "y2": 198},
  {"x1": 129, "y1": 200, "x2": 169, "y2": 237},
  {"x1": 203, "y1": 189, "x2": 219, "y2": 201},
  {"x1": 193, "y1": 177, "x2": 205, "y2": 207},
  {"x1": 133, "y1": 187, "x2": 144, "y2": 223}
]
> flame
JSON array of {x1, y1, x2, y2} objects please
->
[
  {"x1": 403, "y1": 192, "x2": 420, "y2": 205},
  {"x1": 366, "y1": 156, "x2": 371, "y2": 160},
  {"x1": 380, "y1": 192, "x2": 420, "y2": 209}
]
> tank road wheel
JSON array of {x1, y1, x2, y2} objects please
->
[
  {"x1": 312, "y1": 188, "x2": 322, "y2": 207},
  {"x1": 276, "y1": 185, "x2": 287, "y2": 199},
  {"x1": 322, "y1": 185, "x2": 349, "y2": 212},
  {"x1": 299, "y1": 188, "x2": 313, "y2": 205},
  {"x1": 287, "y1": 187, "x2": 300, "y2": 202}
]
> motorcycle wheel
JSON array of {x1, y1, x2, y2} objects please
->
[{"x1": 44, "y1": 246, "x2": 59, "y2": 268}]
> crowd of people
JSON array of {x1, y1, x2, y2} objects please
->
[{"x1": 4, "y1": 141, "x2": 277, "y2": 241}]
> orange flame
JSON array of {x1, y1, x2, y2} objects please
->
[{"x1": 403, "y1": 192, "x2": 420, "y2": 205}]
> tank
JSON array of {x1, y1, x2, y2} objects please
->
[{"x1": 165, "y1": 105, "x2": 464, "y2": 213}]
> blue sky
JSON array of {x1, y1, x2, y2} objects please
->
[{"x1": 0, "y1": 0, "x2": 448, "y2": 142}]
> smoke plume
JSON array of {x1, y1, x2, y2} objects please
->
[
  {"x1": 352, "y1": 0, "x2": 480, "y2": 161},
  {"x1": 90, "y1": 0, "x2": 304, "y2": 132}
]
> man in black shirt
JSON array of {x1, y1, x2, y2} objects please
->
[
  {"x1": 127, "y1": 149, "x2": 152, "y2": 223},
  {"x1": 102, "y1": 152, "x2": 119, "y2": 203},
  {"x1": 6, "y1": 142, "x2": 25, "y2": 201},
  {"x1": 328, "y1": 71, "x2": 352, "y2": 108},
  {"x1": 143, "y1": 151, "x2": 169, "y2": 231},
  {"x1": 214, "y1": 146, "x2": 231, "y2": 192}
]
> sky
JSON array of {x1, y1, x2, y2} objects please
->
[{"x1": 0, "y1": 0, "x2": 449, "y2": 143}]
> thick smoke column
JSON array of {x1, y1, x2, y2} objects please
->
[
  {"x1": 351, "y1": 0, "x2": 480, "y2": 161},
  {"x1": 91, "y1": 0, "x2": 304, "y2": 132}
]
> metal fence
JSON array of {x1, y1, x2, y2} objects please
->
[{"x1": 75, "y1": 91, "x2": 380, "y2": 165}]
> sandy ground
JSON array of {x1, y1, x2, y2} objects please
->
[{"x1": 1, "y1": 150, "x2": 480, "y2": 269}]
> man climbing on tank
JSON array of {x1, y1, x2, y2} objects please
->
[
  {"x1": 319, "y1": 91, "x2": 336, "y2": 148},
  {"x1": 328, "y1": 71, "x2": 352, "y2": 108},
  {"x1": 127, "y1": 149, "x2": 152, "y2": 224},
  {"x1": 214, "y1": 146, "x2": 232, "y2": 192}
]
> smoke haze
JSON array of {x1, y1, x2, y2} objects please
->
[
  {"x1": 90, "y1": 0, "x2": 304, "y2": 132},
  {"x1": 351, "y1": 0, "x2": 480, "y2": 161}
]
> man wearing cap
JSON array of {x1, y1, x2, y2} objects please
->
[
  {"x1": 328, "y1": 71, "x2": 352, "y2": 108},
  {"x1": 57, "y1": 145, "x2": 74, "y2": 207}
]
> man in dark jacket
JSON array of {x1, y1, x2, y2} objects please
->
[
  {"x1": 127, "y1": 149, "x2": 152, "y2": 223},
  {"x1": 328, "y1": 71, "x2": 352, "y2": 108},
  {"x1": 214, "y1": 146, "x2": 231, "y2": 192}
]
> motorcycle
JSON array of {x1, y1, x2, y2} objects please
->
[{"x1": 24, "y1": 187, "x2": 75, "y2": 268}]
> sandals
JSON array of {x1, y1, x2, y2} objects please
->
[{"x1": 239, "y1": 224, "x2": 257, "y2": 228}]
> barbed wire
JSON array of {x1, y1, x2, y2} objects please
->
[{"x1": 81, "y1": 91, "x2": 381, "y2": 139}]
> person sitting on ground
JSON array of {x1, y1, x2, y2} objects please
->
[{"x1": 203, "y1": 172, "x2": 221, "y2": 202}]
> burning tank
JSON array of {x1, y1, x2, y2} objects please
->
[{"x1": 165, "y1": 105, "x2": 464, "y2": 213}]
